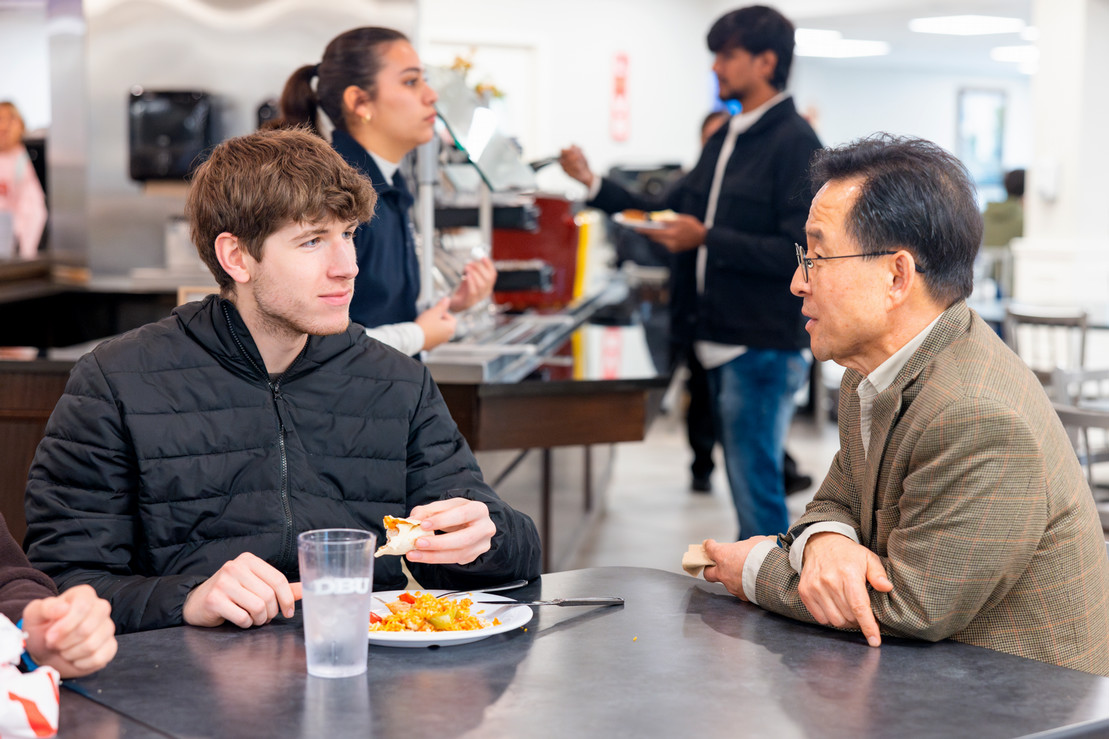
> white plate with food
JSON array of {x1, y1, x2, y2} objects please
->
[
  {"x1": 612, "y1": 210, "x2": 677, "y2": 231},
  {"x1": 368, "y1": 590, "x2": 533, "y2": 648}
]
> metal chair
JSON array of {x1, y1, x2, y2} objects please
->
[
  {"x1": 1004, "y1": 307, "x2": 1088, "y2": 386},
  {"x1": 1053, "y1": 401, "x2": 1109, "y2": 531},
  {"x1": 1050, "y1": 367, "x2": 1109, "y2": 406}
]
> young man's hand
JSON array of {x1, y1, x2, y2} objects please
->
[
  {"x1": 22, "y1": 584, "x2": 118, "y2": 678},
  {"x1": 642, "y1": 214, "x2": 707, "y2": 253},
  {"x1": 183, "y1": 553, "x2": 300, "y2": 629},
  {"x1": 405, "y1": 498, "x2": 495, "y2": 565},
  {"x1": 559, "y1": 145, "x2": 595, "y2": 188}
]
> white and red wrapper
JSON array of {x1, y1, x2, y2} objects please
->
[{"x1": 0, "y1": 614, "x2": 59, "y2": 738}]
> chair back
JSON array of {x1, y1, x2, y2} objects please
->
[
  {"x1": 1050, "y1": 367, "x2": 1109, "y2": 405},
  {"x1": 1004, "y1": 307, "x2": 1088, "y2": 385},
  {"x1": 1053, "y1": 402, "x2": 1109, "y2": 527}
]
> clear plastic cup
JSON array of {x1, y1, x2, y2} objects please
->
[{"x1": 297, "y1": 529, "x2": 376, "y2": 678}]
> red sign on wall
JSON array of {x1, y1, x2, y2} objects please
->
[{"x1": 610, "y1": 52, "x2": 630, "y2": 142}]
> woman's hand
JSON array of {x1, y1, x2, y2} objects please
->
[
  {"x1": 416, "y1": 297, "x2": 457, "y2": 350},
  {"x1": 449, "y1": 257, "x2": 497, "y2": 311}
]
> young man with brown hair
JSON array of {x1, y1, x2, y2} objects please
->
[{"x1": 24, "y1": 128, "x2": 541, "y2": 634}]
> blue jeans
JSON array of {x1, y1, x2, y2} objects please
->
[{"x1": 707, "y1": 349, "x2": 809, "y2": 539}]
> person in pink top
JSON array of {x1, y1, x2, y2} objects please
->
[{"x1": 0, "y1": 101, "x2": 47, "y2": 259}]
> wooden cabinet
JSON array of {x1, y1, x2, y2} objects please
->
[{"x1": 0, "y1": 361, "x2": 71, "y2": 542}]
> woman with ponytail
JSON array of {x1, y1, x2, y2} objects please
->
[{"x1": 272, "y1": 28, "x2": 496, "y2": 354}]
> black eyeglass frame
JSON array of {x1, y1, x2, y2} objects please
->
[{"x1": 794, "y1": 243, "x2": 926, "y2": 282}]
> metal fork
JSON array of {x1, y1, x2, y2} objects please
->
[{"x1": 435, "y1": 579, "x2": 530, "y2": 599}]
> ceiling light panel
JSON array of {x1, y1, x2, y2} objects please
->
[
  {"x1": 909, "y1": 15, "x2": 1026, "y2": 36},
  {"x1": 795, "y1": 28, "x2": 889, "y2": 59}
]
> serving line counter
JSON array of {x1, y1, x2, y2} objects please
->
[
  {"x1": 428, "y1": 276, "x2": 669, "y2": 571},
  {"x1": 57, "y1": 567, "x2": 1109, "y2": 738},
  {"x1": 0, "y1": 263, "x2": 187, "y2": 350}
]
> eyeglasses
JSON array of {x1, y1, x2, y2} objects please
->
[{"x1": 794, "y1": 243, "x2": 926, "y2": 283}]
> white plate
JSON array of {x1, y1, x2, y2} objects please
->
[
  {"x1": 612, "y1": 212, "x2": 669, "y2": 231},
  {"x1": 368, "y1": 590, "x2": 533, "y2": 648}
]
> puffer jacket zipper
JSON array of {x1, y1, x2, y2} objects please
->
[{"x1": 221, "y1": 303, "x2": 308, "y2": 571}]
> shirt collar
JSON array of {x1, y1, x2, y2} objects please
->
[
  {"x1": 369, "y1": 151, "x2": 400, "y2": 185},
  {"x1": 861, "y1": 313, "x2": 944, "y2": 395},
  {"x1": 728, "y1": 91, "x2": 791, "y2": 137}
]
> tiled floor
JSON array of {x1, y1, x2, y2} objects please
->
[{"x1": 564, "y1": 407, "x2": 841, "y2": 574}]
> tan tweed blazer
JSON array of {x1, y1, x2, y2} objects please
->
[{"x1": 755, "y1": 300, "x2": 1109, "y2": 675}]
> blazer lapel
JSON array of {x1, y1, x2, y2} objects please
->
[
  {"x1": 838, "y1": 370, "x2": 871, "y2": 532},
  {"x1": 860, "y1": 387, "x2": 902, "y2": 544},
  {"x1": 856, "y1": 300, "x2": 973, "y2": 544}
]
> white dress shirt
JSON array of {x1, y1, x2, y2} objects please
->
[{"x1": 694, "y1": 92, "x2": 791, "y2": 370}]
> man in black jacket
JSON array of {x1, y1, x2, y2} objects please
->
[
  {"x1": 24, "y1": 129, "x2": 541, "y2": 633},
  {"x1": 560, "y1": 5, "x2": 821, "y2": 538}
]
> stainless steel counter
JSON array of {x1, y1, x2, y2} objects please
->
[{"x1": 425, "y1": 277, "x2": 632, "y2": 385}]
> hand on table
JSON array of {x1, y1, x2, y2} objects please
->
[
  {"x1": 449, "y1": 257, "x2": 497, "y2": 311},
  {"x1": 559, "y1": 145, "x2": 595, "y2": 188},
  {"x1": 405, "y1": 497, "x2": 495, "y2": 566},
  {"x1": 702, "y1": 536, "x2": 775, "y2": 601},
  {"x1": 797, "y1": 532, "x2": 892, "y2": 647},
  {"x1": 638, "y1": 214, "x2": 707, "y2": 253},
  {"x1": 183, "y1": 552, "x2": 301, "y2": 629},
  {"x1": 416, "y1": 297, "x2": 457, "y2": 351},
  {"x1": 22, "y1": 584, "x2": 117, "y2": 678}
]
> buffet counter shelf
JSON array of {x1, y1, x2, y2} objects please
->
[{"x1": 428, "y1": 275, "x2": 669, "y2": 571}]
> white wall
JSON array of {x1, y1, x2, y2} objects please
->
[
  {"x1": 419, "y1": 0, "x2": 725, "y2": 182},
  {"x1": 0, "y1": 6, "x2": 51, "y2": 132},
  {"x1": 419, "y1": 0, "x2": 1032, "y2": 200},
  {"x1": 791, "y1": 60, "x2": 1032, "y2": 171}
]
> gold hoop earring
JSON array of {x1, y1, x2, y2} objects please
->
[{"x1": 362, "y1": 113, "x2": 371, "y2": 124}]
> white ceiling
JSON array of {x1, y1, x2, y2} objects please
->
[
  {"x1": 782, "y1": 0, "x2": 1033, "y2": 75},
  {"x1": 0, "y1": 0, "x2": 1036, "y2": 77}
]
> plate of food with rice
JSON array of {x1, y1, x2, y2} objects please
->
[{"x1": 368, "y1": 590, "x2": 533, "y2": 648}]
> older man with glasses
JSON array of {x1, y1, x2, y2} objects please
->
[{"x1": 699, "y1": 133, "x2": 1109, "y2": 676}]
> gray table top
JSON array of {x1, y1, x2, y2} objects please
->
[{"x1": 60, "y1": 567, "x2": 1109, "y2": 739}]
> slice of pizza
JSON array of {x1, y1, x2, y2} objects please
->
[{"x1": 374, "y1": 515, "x2": 424, "y2": 558}]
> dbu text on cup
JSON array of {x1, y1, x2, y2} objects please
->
[{"x1": 307, "y1": 577, "x2": 371, "y2": 596}]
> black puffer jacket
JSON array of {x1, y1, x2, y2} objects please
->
[{"x1": 24, "y1": 296, "x2": 541, "y2": 633}]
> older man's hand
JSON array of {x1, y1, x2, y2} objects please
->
[
  {"x1": 702, "y1": 536, "x2": 775, "y2": 600},
  {"x1": 798, "y1": 532, "x2": 893, "y2": 646}
]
